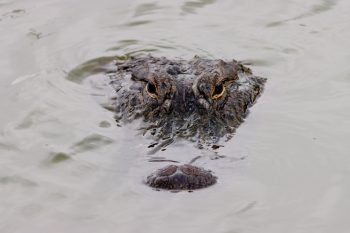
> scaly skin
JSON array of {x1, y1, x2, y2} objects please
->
[
  {"x1": 111, "y1": 55, "x2": 265, "y2": 145},
  {"x1": 146, "y1": 164, "x2": 217, "y2": 190},
  {"x1": 109, "y1": 55, "x2": 266, "y2": 190}
]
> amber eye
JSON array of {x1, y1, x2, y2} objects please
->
[
  {"x1": 212, "y1": 84, "x2": 225, "y2": 99},
  {"x1": 146, "y1": 81, "x2": 158, "y2": 98}
]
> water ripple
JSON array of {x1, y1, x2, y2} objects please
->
[
  {"x1": 266, "y1": 0, "x2": 337, "y2": 27},
  {"x1": 133, "y1": 2, "x2": 162, "y2": 17},
  {"x1": 181, "y1": 0, "x2": 217, "y2": 15}
]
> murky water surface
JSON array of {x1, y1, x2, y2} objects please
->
[{"x1": 1, "y1": 0, "x2": 349, "y2": 232}]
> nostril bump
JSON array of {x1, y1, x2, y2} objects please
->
[
  {"x1": 198, "y1": 98, "x2": 210, "y2": 110},
  {"x1": 162, "y1": 99, "x2": 172, "y2": 112}
]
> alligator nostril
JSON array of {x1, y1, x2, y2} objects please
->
[{"x1": 162, "y1": 99, "x2": 172, "y2": 112}]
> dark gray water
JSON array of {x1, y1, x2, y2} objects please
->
[{"x1": 1, "y1": 0, "x2": 350, "y2": 232}]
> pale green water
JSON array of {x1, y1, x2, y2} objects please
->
[{"x1": 0, "y1": 0, "x2": 350, "y2": 232}]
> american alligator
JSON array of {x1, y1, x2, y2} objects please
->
[{"x1": 109, "y1": 55, "x2": 266, "y2": 190}]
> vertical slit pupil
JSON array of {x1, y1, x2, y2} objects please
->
[
  {"x1": 214, "y1": 84, "x2": 223, "y2": 95},
  {"x1": 147, "y1": 82, "x2": 157, "y2": 95}
]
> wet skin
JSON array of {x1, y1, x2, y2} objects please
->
[{"x1": 109, "y1": 55, "x2": 266, "y2": 190}]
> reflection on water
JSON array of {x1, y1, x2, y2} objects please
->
[
  {"x1": 0, "y1": 8, "x2": 25, "y2": 21},
  {"x1": 266, "y1": 0, "x2": 337, "y2": 27},
  {"x1": 123, "y1": 20, "x2": 153, "y2": 27},
  {"x1": 134, "y1": 2, "x2": 162, "y2": 17},
  {"x1": 0, "y1": 176, "x2": 37, "y2": 187},
  {"x1": 0, "y1": 0, "x2": 350, "y2": 232},
  {"x1": 49, "y1": 152, "x2": 71, "y2": 164},
  {"x1": 70, "y1": 134, "x2": 114, "y2": 154},
  {"x1": 67, "y1": 56, "x2": 120, "y2": 83},
  {"x1": 181, "y1": 0, "x2": 217, "y2": 14}
]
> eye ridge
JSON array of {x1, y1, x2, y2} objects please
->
[
  {"x1": 146, "y1": 81, "x2": 158, "y2": 98},
  {"x1": 211, "y1": 83, "x2": 225, "y2": 99}
]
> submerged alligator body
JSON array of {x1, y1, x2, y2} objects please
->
[{"x1": 109, "y1": 55, "x2": 266, "y2": 190}]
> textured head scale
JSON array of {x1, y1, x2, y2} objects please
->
[{"x1": 111, "y1": 55, "x2": 265, "y2": 145}]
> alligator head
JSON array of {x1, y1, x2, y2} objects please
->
[{"x1": 111, "y1": 55, "x2": 265, "y2": 146}]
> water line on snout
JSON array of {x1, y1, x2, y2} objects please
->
[{"x1": 147, "y1": 136, "x2": 175, "y2": 155}]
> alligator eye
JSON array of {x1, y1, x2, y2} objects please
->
[
  {"x1": 212, "y1": 84, "x2": 225, "y2": 99},
  {"x1": 146, "y1": 81, "x2": 158, "y2": 98}
]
